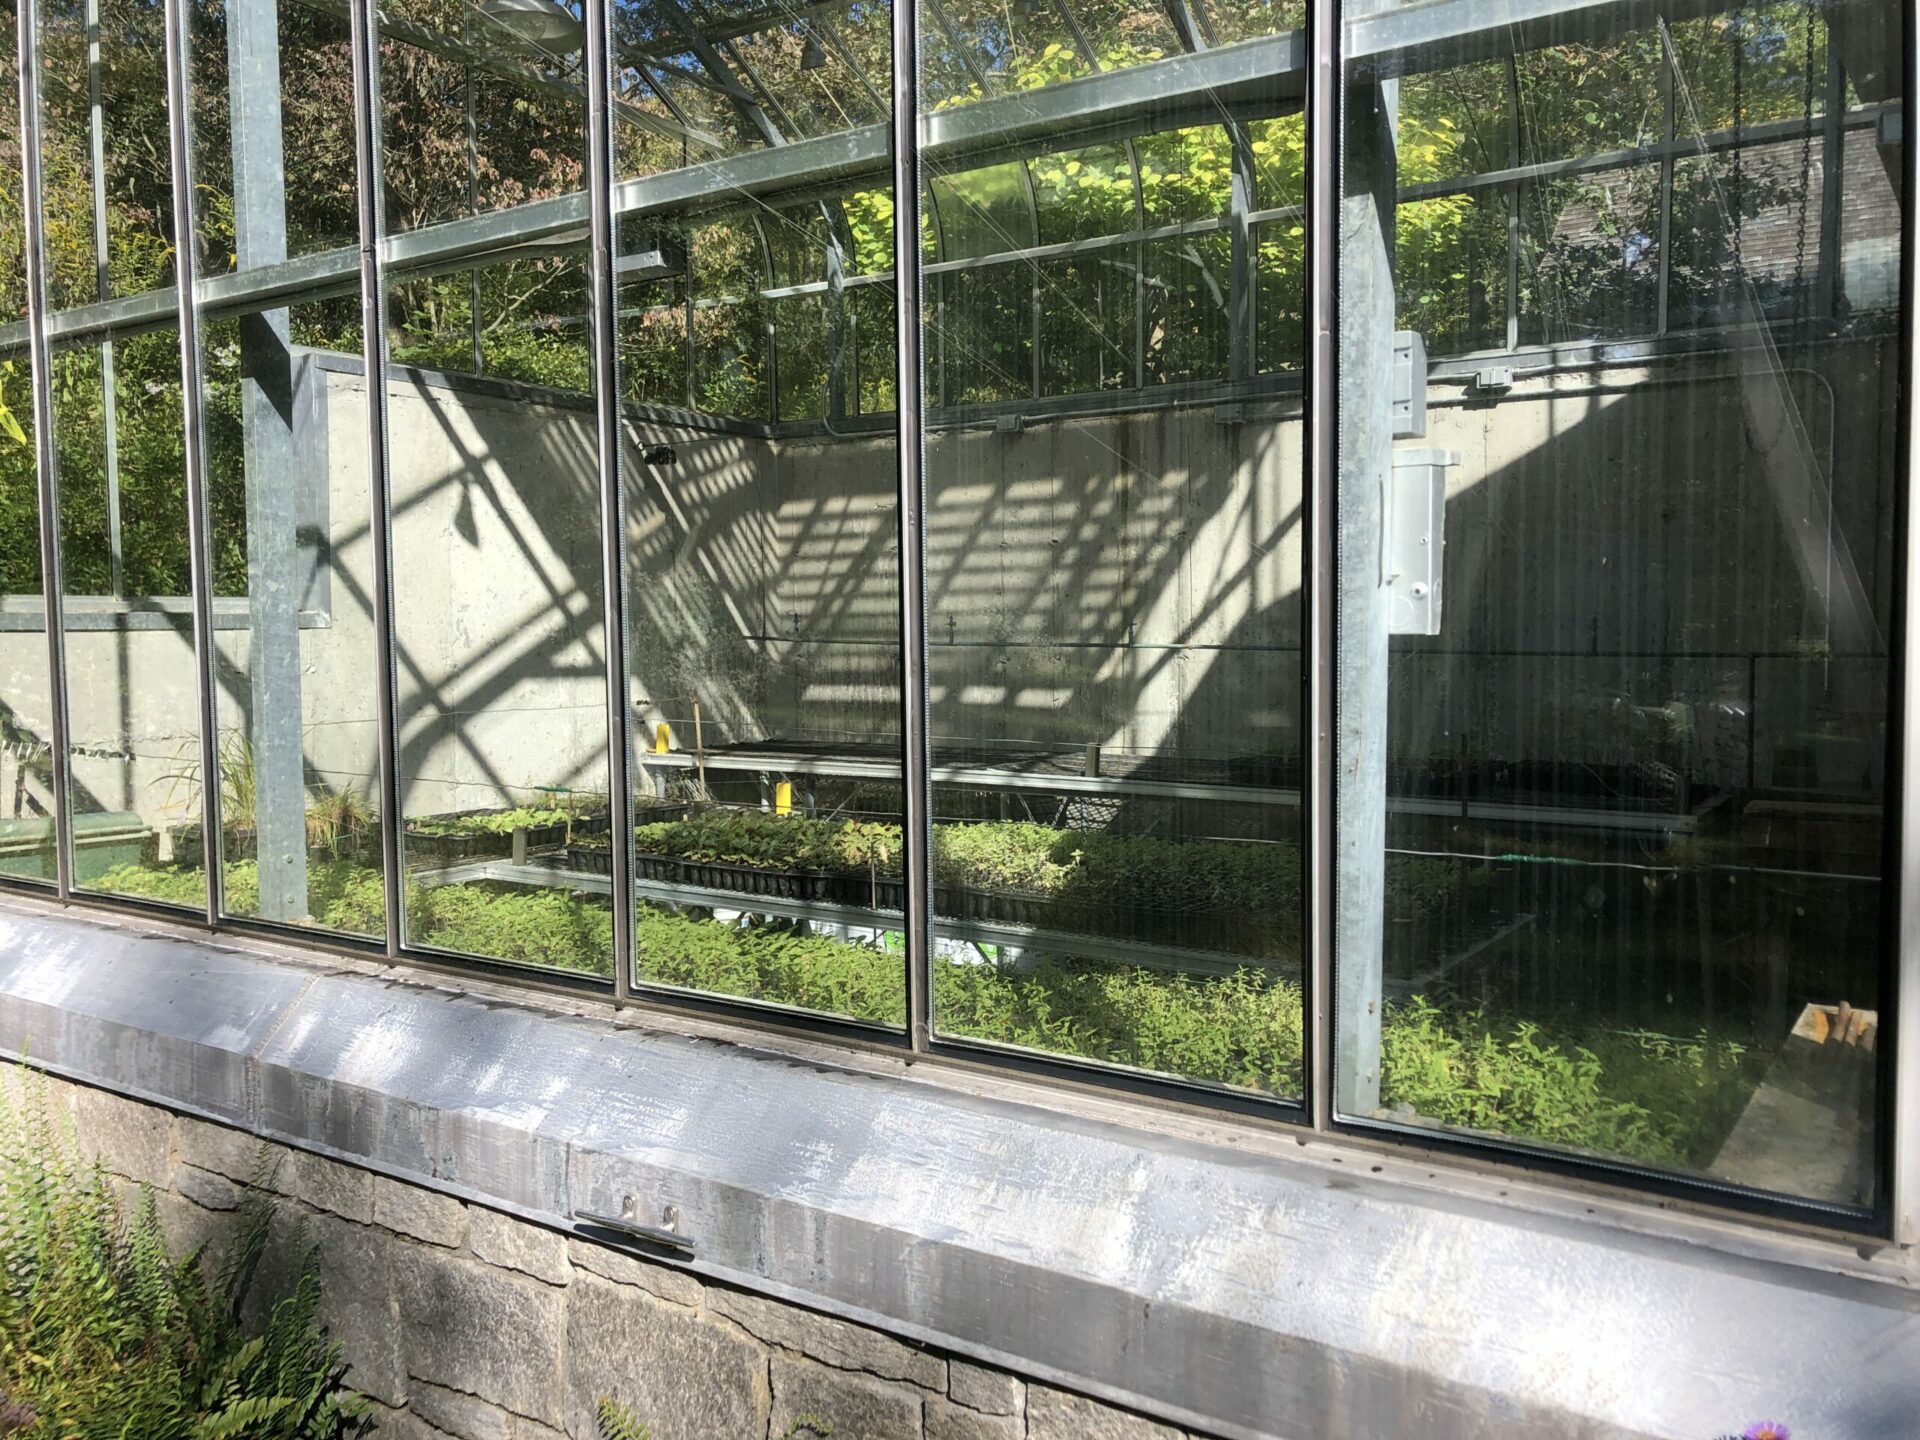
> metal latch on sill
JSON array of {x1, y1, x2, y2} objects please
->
[
  {"x1": 573, "y1": 1196, "x2": 695, "y2": 1256},
  {"x1": 1384, "y1": 447, "x2": 1460, "y2": 637}
]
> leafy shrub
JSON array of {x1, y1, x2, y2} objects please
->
[
  {"x1": 93, "y1": 862, "x2": 1755, "y2": 1167},
  {"x1": 1380, "y1": 997, "x2": 1753, "y2": 1167},
  {"x1": 0, "y1": 1070, "x2": 372, "y2": 1440},
  {"x1": 409, "y1": 805, "x2": 600, "y2": 839}
]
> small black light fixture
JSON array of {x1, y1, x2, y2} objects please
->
[{"x1": 799, "y1": 30, "x2": 828, "y2": 70}]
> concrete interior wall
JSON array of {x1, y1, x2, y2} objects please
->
[{"x1": 0, "y1": 332, "x2": 1895, "y2": 833}]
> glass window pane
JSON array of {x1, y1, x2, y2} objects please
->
[
  {"x1": 1337, "y1": 0, "x2": 1901, "y2": 1210},
  {"x1": 617, "y1": 10, "x2": 908, "y2": 1028},
  {"x1": 35, "y1": 0, "x2": 175, "y2": 309},
  {"x1": 919, "y1": 0, "x2": 1307, "y2": 1098},
  {"x1": 376, "y1": 0, "x2": 587, "y2": 234},
  {"x1": 1517, "y1": 166, "x2": 1662, "y2": 344},
  {"x1": 0, "y1": 0, "x2": 55, "y2": 882},
  {"x1": 188, "y1": 0, "x2": 386, "y2": 937},
  {"x1": 33, "y1": 0, "x2": 206, "y2": 908},
  {"x1": 384, "y1": 245, "x2": 611, "y2": 977},
  {"x1": 1398, "y1": 192, "x2": 1509, "y2": 356}
]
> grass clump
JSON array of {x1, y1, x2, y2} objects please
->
[{"x1": 0, "y1": 1070, "x2": 372, "y2": 1440}]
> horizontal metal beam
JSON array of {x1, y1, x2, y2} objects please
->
[
  {"x1": 0, "y1": 595, "x2": 331, "y2": 632},
  {"x1": 1348, "y1": 0, "x2": 1732, "y2": 79},
  {"x1": 1401, "y1": 103, "x2": 1893, "y2": 203}
]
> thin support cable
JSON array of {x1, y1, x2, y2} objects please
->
[
  {"x1": 891, "y1": 0, "x2": 932, "y2": 1051},
  {"x1": 350, "y1": 0, "x2": 406, "y2": 958},
  {"x1": 161, "y1": 0, "x2": 224, "y2": 924},
  {"x1": 14, "y1": 0, "x2": 74, "y2": 898},
  {"x1": 585, "y1": 0, "x2": 639, "y2": 1004}
]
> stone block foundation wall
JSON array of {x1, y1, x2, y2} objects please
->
[{"x1": 38, "y1": 1072, "x2": 1211, "y2": 1440}]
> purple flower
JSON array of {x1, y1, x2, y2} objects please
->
[{"x1": 1744, "y1": 1424, "x2": 1789, "y2": 1440}]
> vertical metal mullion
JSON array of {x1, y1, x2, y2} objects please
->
[
  {"x1": 891, "y1": 0, "x2": 932, "y2": 1051},
  {"x1": 1886, "y1": 0, "x2": 1919, "y2": 1246},
  {"x1": 1505, "y1": 54, "x2": 1521, "y2": 351},
  {"x1": 349, "y1": 0, "x2": 405, "y2": 958},
  {"x1": 466, "y1": 62, "x2": 483, "y2": 374},
  {"x1": 161, "y1": 0, "x2": 224, "y2": 924},
  {"x1": 1655, "y1": 44, "x2": 1675, "y2": 336},
  {"x1": 1303, "y1": 0, "x2": 1337, "y2": 1130},
  {"x1": 14, "y1": 0, "x2": 74, "y2": 900},
  {"x1": 1227, "y1": 125, "x2": 1254, "y2": 383},
  {"x1": 84, "y1": 0, "x2": 121, "y2": 597},
  {"x1": 584, "y1": 0, "x2": 636, "y2": 1004},
  {"x1": 1817, "y1": 39, "x2": 1845, "y2": 318}
]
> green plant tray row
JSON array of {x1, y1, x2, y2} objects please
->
[
  {"x1": 405, "y1": 810, "x2": 614, "y2": 864},
  {"x1": 566, "y1": 845, "x2": 1289, "y2": 956},
  {"x1": 172, "y1": 824, "x2": 375, "y2": 869}
]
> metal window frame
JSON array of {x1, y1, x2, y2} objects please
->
[{"x1": 1, "y1": 0, "x2": 1910, "y2": 1240}]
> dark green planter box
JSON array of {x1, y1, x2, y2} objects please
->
[{"x1": 0, "y1": 811, "x2": 147, "y2": 885}]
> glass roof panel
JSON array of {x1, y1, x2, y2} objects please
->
[
  {"x1": 1247, "y1": 113, "x2": 1304, "y2": 211},
  {"x1": 725, "y1": 22, "x2": 887, "y2": 139},
  {"x1": 841, "y1": 187, "x2": 896, "y2": 276},
  {"x1": 1065, "y1": 0, "x2": 1180, "y2": 67},
  {"x1": 765, "y1": 204, "x2": 831, "y2": 287},
  {"x1": 1199, "y1": 0, "x2": 1302, "y2": 47},
  {"x1": 1668, "y1": 5, "x2": 1832, "y2": 130},
  {"x1": 934, "y1": 0, "x2": 1095, "y2": 102},
  {"x1": 1030, "y1": 144, "x2": 1135, "y2": 245},
  {"x1": 1514, "y1": 30, "x2": 1663, "y2": 164},
  {"x1": 631, "y1": 57, "x2": 768, "y2": 156},
  {"x1": 930, "y1": 161, "x2": 1037, "y2": 259},
  {"x1": 1135, "y1": 125, "x2": 1231, "y2": 227},
  {"x1": 1394, "y1": 61, "x2": 1510, "y2": 186}
]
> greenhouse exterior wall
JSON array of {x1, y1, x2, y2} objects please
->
[{"x1": 3, "y1": 0, "x2": 1920, "y2": 1433}]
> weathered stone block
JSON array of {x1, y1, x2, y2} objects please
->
[
  {"x1": 394, "y1": 1244, "x2": 564, "y2": 1427},
  {"x1": 566, "y1": 1237, "x2": 703, "y2": 1308},
  {"x1": 277, "y1": 1148, "x2": 374, "y2": 1224},
  {"x1": 1026, "y1": 1386, "x2": 1186, "y2": 1440},
  {"x1": 176, "y1": 1162, "x2": 245, "y2": 1212},
  {"x1": 411, "y1": 1379, "x2": 513, "y2": 1440},
  {"x1": 376, "y1": 1176, "x2": 468, "y2": 1248},
  {"x1": 365, "y1": 1402, "x2": 457, "y2": 1440},
  {"x1": 310, "y1": 1210, "x2": 406, "y2": 1408},
  {"x1": 469, "y1": 1205, "x2": 570, "y2": 1286},
  {"x1": 565, "y1": 1272, "x2": 769, "y2": 1440},
  {"x1": 947, "y1": 1361, "x2": 1021, "y2": 1417},
  {"x1": 176, "y1": 1113, "x2": 269, "y2": 1183},
  {"x1": 153, "y1": 1191, "x2": 242, "y2": 1271},
  {"x1": 238, "y1": 1203, "x2": 405, "y2": 1408},
  {"x1": 769, "y1": 1355, "x2": 924, "y2": 1440},
  {"x1": 926, "y1": 1395, "x2": 1022, "y2": 1440},
  {"x1": 62, "y1": 1082, "x2": 172, "y2": 1186},
  {"x1": 708, "y1": 1286, "x2": 946, "y2": 1390}
]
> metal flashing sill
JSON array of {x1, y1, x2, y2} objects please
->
[{"x1": 0, "y1": 896, "x2": 1913, "y2": 1440}]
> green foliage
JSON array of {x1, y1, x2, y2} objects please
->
[
  {"x1": 0, "y1": 1069, "x2": 372, "y2": 1440},
  {"x1": 1380, "y1": 997, "x2": 1754, "y2": 1167},
  {"x1": 595, "y1": 1396, "x2": 649, "y2": 1440},
  {"x1": 409, "y1": 804, "x2": 600, "y2": 839},
  {"x1": 91, "y1": 857, "x2": 1756, "y2": 1166}
]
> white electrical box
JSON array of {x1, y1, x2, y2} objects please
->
[{"x1": 1385, "y1": 447, "x2": 1459, "y2": 636}]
